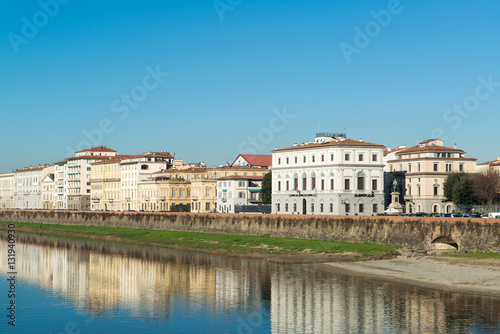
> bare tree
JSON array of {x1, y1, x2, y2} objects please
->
[{"x1": 473, "y1": 169, "x2": 500, "y2": 205}]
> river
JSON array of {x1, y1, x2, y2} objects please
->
[{"x1": 0, "y1": 232, "x2": 499, "y2": 333}]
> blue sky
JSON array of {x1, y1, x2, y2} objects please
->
[{"x1": 1, "y1": 0, "x2": 499, "y2": 173}]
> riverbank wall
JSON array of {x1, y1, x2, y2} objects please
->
[{"x1": 1, "y1": 210, "x2": 499, "y2": 253}]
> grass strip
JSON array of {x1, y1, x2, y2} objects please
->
[{"x1": 0, "y1": 221, "x2": 399, "y2": 257}]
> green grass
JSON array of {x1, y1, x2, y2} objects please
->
[
  {"x1": 0, "y1": 221, "x2": 400, "y2": 257},
  {"x1": 443, "y1": 252, "x2": 500, "y2": 260}
]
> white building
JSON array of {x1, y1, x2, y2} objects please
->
[
  {"x1": 120, "y1": 152, "x2": 173, "y2": 211},
  {"x1": 216, "y1": 175, "x2": 264, "y2": 213},
  {"x1": 54, "y1": 161, "x2": 67, "y2": 210},
  {"x1": 66, "y1": 146, "x2": 117, "y2": 210},
  {"x1": 13, "y1": 165, "x2": 54, "y2": 209},
  {"x1": 0, "y1": 173, "x2": 14, "y2": 209},
  {"x1": 271, "y1": 133, "x2": 385, "y2": 216}
]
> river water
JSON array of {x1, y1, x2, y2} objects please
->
[{"x1": 0, "y1": 232, "x2": 499, "y2": 334}]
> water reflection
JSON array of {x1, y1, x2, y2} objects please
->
[{"x1": 0, "y1": 232, "x2": 499, "y2": 333}]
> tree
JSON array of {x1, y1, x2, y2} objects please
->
[
  {"x1": 261, "y1": 172, "x2": 272, "y2": 205},
  {"x1": 473, "y1": 169, "x2": 500, "y2": 205},
  {"x1": 443, "y1": 172, "x2": 478, "y2": 206}
]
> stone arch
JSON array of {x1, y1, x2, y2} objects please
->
[
  {"x1": 445, "y1": 204, "x2": 453, "y2": 213},
  {"x1": 431, "y1": 236, "x2": 459, "y2": 250},
  {"x1": 432, "y1": 203, "x2": 440, "y2": 214}
]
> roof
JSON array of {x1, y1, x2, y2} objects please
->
[
  {"x1": 91, "y1": 155, "x2": 137, "y2": 164},
  {"x1": 139, "y1": 151, "x2": 174, "y2": 159},
  {"x1": 53, "y1": 160, "x2": 67, "y2": 165},
  {"x1": 155, "y1": 167, "x2": 208, "y2": 174},
  {"x1": 273, "y1": 138, "x2": 384, "y2": 152},
  {"x1": 395, "y1": 145, "x2": 465, "y2": 155},
  {"x1": 217, "y1": 175, "x2": 265, "y2": 181},
  {"x1": 67, "y1": 155, "x2": 115, "y2": 161},
  {"x1": 14, "y1": 165, "x2": 49, "y2": 173},
  {"x1": 75, "y1": 146, "x2": 117, "y2": 153},
  {"x1": 383, "y1": 145, "x2": 408, "y2": 156},
  {"x1": 232, "y1": 154, "x2": 272, "y2": 167},
  {"x1": 477, "y1": 159, "x2": 500, "y2": 166}
]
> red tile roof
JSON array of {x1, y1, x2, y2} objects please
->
[
  {"x1": 232, "y1": 154, "x2": 272, "y2": 167},
  {"x1": 216, "y1": 175, "x2": 264, "y2": 181},
  {"x1": 14, "y1": 165, "x2": 50, "y2": 173},
  {"x1": 155, "y1": 167, "x2": 208, "y2": 174},
  {"x1": 75, "y1": 146, "x2": 117, "y2": 153},
  {"x1": 274, "y1": 139, "x2": 384, "y2": 152},
  {"x1": 477, "y1": 159, "x2": 500, "y2": 166}
]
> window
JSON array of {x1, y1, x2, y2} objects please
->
[
  {"x1": 345, "y1": 203, "x2": 350, "y2": 213},
  {"x1": 206, "y1": 203, "x2": 210, "y2": 210},
  {"x1": 278, "y1": 158, "x2": 281, "y2": 165},
  {"x1": 294, "y1": 174, "x2": 298, "y2": 190},
  {"x1": 321, "y1": 155, "x2": 324, "y2": 162},
  {"x1": 408, "y1": 186, "x2": 411, "y2": 196},
  {"x1": 408, "y1": 164, "x2": 412, "y2": 172},
  {"x1": 434, "y1": 186, "x2": 438, "y2": 196},
  {"x1": 433, "y1": 163, "x2": 438, "y2": 172},
  {"x1": 344, "y1": 179, "x2": 350, "y2": 190},
  {"x1": 321, "y1": 179, "x2": 325, "y2": 190},
  {"x1": 293, "y1": 203, "x2": 297, "y2": 212},
  {"x1": 359, "y1": 154, "x2": 364, "y2": 162},
  {"x1": 459, "y1": 164, "x2": 464, "y2": 172},
  {"x1": 372, "y1": 154, "x2": 377, "y2": 162},
  {"x1": 278, "y1": 181, "x2": 281, "y2": 191},
  {"x1": 206, "y1": 188, "x2": 210, "y2": 196},
  {"x1": 311, "y1": 174, "x2": 316, "y2": 190},
  {"x1": 373, "y1": 203, "x2": 378, "y2": 213},
  {"x1": 418, "y1": 186, "x2": 421, "y2": 196},
  {"x1": 418, "y1": 163, "x2": 421, "y2": 172},
  {"x1": 329, "y1": 203, "x2": 333, "y2": 212},
  {"x1": 277, "y1": 203, "x2": 280, "y2": 211},
  {"x1": 285, "y1": 203, "x2": 288, "y2": 212},
  {"x1": 303, "y1": 156, "x2": 306, "y2": 163},
  {"x1": 359, "y1": 204, "x2": 364, "y2": 213},
  {"x1": 320, "y1": 203, "x2": 324, "y2": 212},
  {"x1": 345, "y1": 153, "x2": 350, "y2": 161},
  {"x1": 311, "y1": 203, "x2": 314, "y2": 212},
  {"x1": 286, "y1": 181, "x2": 289, "y2": 191},
  {"x1": 330, "y1": 153, "x2": 334, "y2": 161},
  {"x1": 286, "y1": 157, "x2": 289, "y2": 164},
  {"x1": 372, "y1": 179, "x2": 377, "y2": 191},
  {"x1": 330, "y1": 179, "x2": 334, "y2": 190},
  {"x1": 357, "y1": 177, "x2": 364, "y2": 190},
  {"x1": 302, "y1": 176, "x2": 307, "y2": 190},
  {"x1": 312, "y1": 156, "x2": 315, "y2": 163}
]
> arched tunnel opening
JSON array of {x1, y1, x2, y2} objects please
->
[{"x1": 431, "y1": 236, "x2": 459, "y2": 251}]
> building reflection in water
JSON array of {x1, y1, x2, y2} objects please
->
[{"x1": 0, "y1": 232, "x2": 499, "y2": 333}]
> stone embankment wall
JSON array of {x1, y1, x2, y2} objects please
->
[{"x1": 1, "y1": 210, "x2": 499, "y2": 253}]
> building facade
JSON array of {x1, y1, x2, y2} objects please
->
[
  {"x1": 41, "y1": 173, "x2": 55, "y2": 210},
  {"x1": 387, "y1": 139, "x2": 476, "y2": 214},
  {"x1": 216, "y1": 176, "x2": 264, "y2": 213},
  {"x1": 272, "y1": 134, "x2": 385, "y2": 216},
  {"x1": 13, "y1": 165, "x2": 54, "y2": 209},
  {"x1": 0, "y1": 173, "x2": 14, "y2": 209},
  {"x1": 54, "y1": 161, "x2": 67, "y2": 210}
]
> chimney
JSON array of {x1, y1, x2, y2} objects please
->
[
  {"x1": 359, "y1": 138, "x2": 363, "y2": 142},
  {"x1": 293, "y1": 143, "x2": 297, "y2": 146},
  {"x1": 454, "y1": 143, "x2": 457, "y2": 149}
]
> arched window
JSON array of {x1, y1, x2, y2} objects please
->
[
  {"x1": 311, "y1": 172, "x2": 316, "y2": 190},
  {"x1": 302, "y1": 172, "x2": 307, "y2": 191},
  {"x1": 293, "y1": 173, "x2": 298, "y2": 190}
]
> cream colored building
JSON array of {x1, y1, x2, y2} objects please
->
[
  {"x1": 387, "y1": 139, "x2": 476, "y2": 214},
  {"x1": 90, "y1": 157, "x2": 128, "y2": 211},
  {"x1": 41, "y1": 173, "x2": 55, "y2": 210},
  {"x1": 477, "y1": 157, "x2": 500, "y2": 174},
  {"x1": 120, "y1": 152, "x2": 173, "y2": 211},
  {"x1": 138, "y1": 179, "x2": 191, "y2": 212},
  {"x1": 0, "y1": 173, "x2": 14, "y2": 209},
  {"x1": 191, "y1": 178, "x2": 217, "y2": 213}
]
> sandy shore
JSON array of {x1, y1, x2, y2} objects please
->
[{"x1": 307, "y1": 255, "x2": 500, "y2": 298}]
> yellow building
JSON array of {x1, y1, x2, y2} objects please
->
[
  {"x1": 191, "y1": 179, "x2": 217, "y2": 213},
  {"x1": 138, "y1": 179, "x2": 191, "y2": 212},
  {"x1": 387, "y1": 139, "x2": 476, "y2": 214}
]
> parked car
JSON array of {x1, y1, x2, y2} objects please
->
[
  {"x1": 488, "y1": 212, "x2": 500, "y2": 218},
  {"x1": 470, "y1": 214, "x2": 482, "y2": 218},
  {"x1": 442, "y1": 213, "x2": 452, "y2": 217}
]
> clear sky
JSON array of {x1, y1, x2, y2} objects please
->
[{"x1": 1, "y1": 0, "x2": 499, "y2": 173}]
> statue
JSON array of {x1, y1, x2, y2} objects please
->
[{"x1": 392, "y1": 179, "x2": 398, "y2": 193}]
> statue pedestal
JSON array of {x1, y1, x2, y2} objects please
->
[{"x1": 388, "y1": 192, "x2": 403, "y2": 213}]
